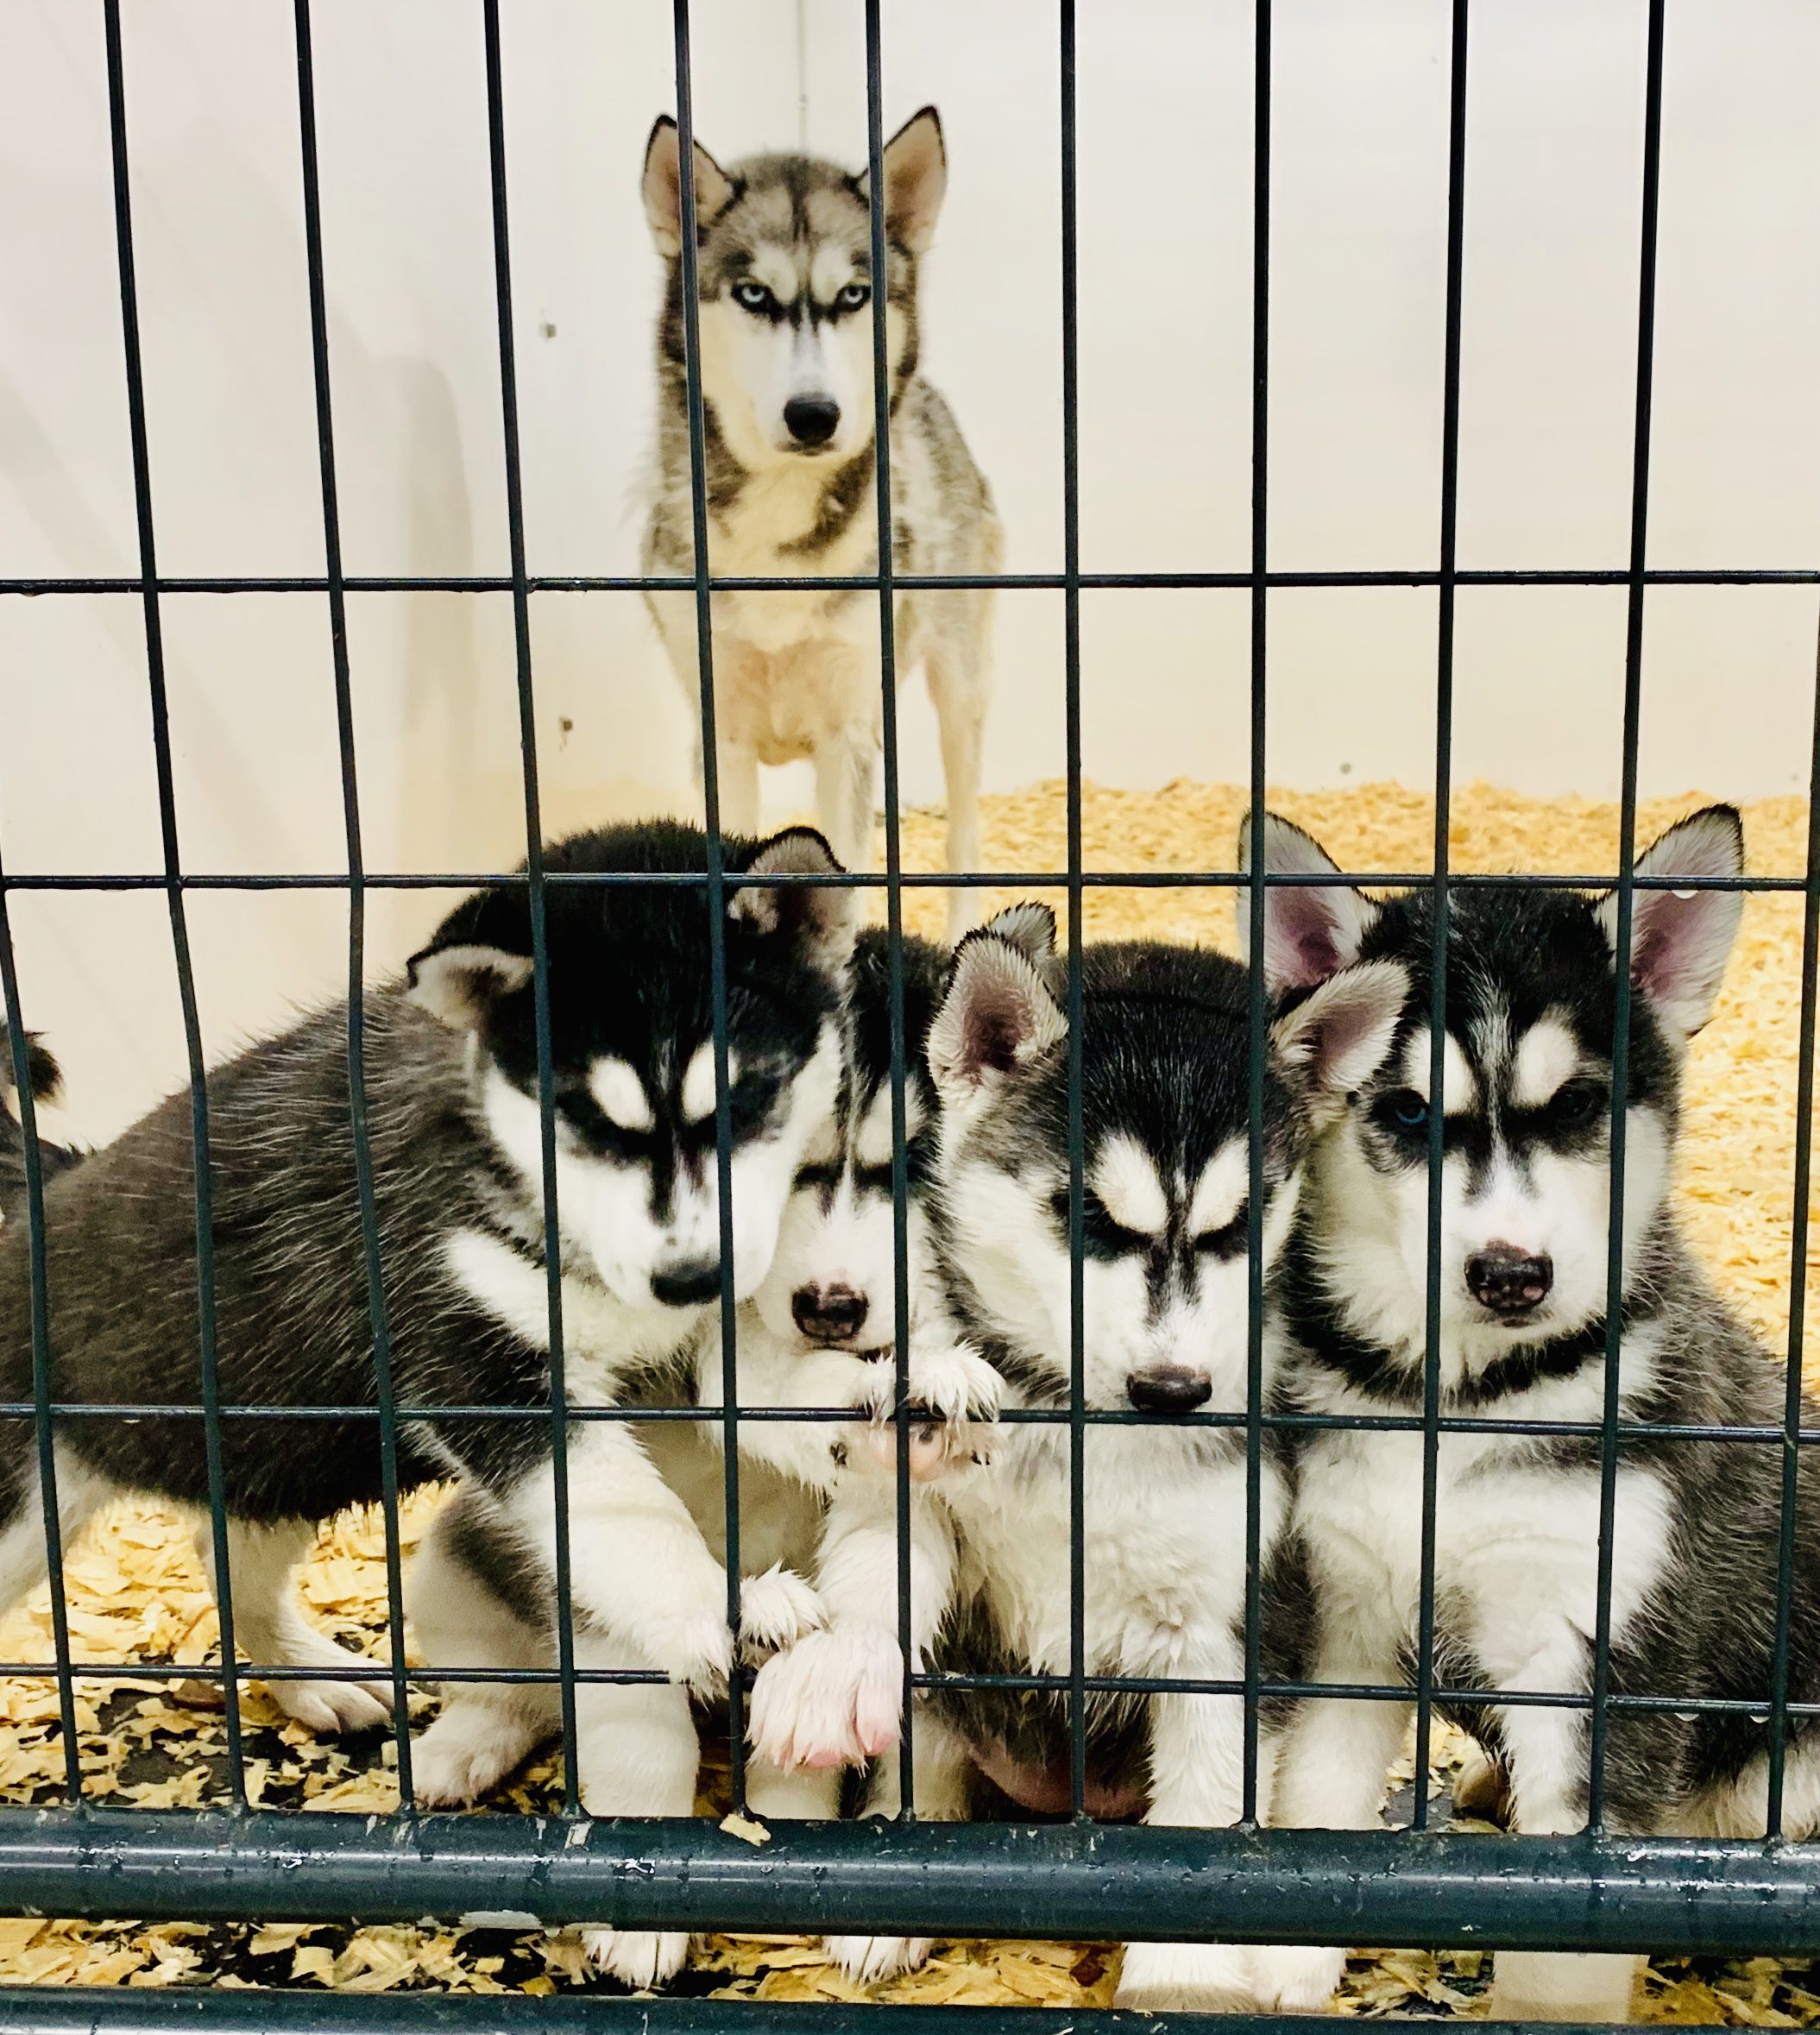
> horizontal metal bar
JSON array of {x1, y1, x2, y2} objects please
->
[
  {"x1": 0, "y1": 869, "x2": 1797, "y2": 895},
  {"x1": 0, "y1": 1995, "x2": 1730, "y2": 2035},
  {"x1": 1, "y1": 566, "x2": 1817, "y2": 595},
  {"x1": 0, "y1": 1812, "x2": 1810, "y2": 1955}
]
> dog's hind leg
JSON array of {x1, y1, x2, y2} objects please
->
[
  {"x1": 924, "y1": 605, "x2": 991, "y2": 942},
  {"x1": 0, "y1": 1442, "x2": 112, "y2": 1616},
  {"x1": 193, "y1": 1516, "x2": 392, "y2": 1736}
]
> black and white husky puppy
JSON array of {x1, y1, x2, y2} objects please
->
[
  {"x1": 752, "y1": 906, "x2": 1408, "y2": 2007},
  {"x1": 407, "y1": 923, "x2": 997, "y2": 1988},
  {"x1": 1238, "y1": 806, "x2": 1820, "y2": 2024},
  {"x1": 0, "y1": 821, "x2": 853, "y2": 1736}
]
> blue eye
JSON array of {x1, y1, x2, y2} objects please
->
[
  {"x1": 835, "y1": 281, "x2": 871, "y2": 312},
  {"x1": 1389, "y1": 1090, "x2": 1429, "y2": 1130},
  {"x1": 733, "y1": 280, "x2": 774, "y2": 314}
]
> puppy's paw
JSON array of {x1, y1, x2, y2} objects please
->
[
  {"x1": 578, "y1": 1926, "x2": 691, "y2": 1991},
  {"x1": 856, "y1": 1344, "x2": 1001, "y2": 1479},
  {"x1": 1246, "y1": 1942, "x2": 1348, "y2": 2013},
  {"x1": 740, "y1": 1565, "x2": 828, "y2": 1663},
  {"x1": 644, "y1": 1606, "x2": 734, "y2": 1698},
  {"x1": 264, "y1": 1672, "x2": 391, "y2": 1736},
  {"x1": 1115, "y1": 1940, "x2": 1256, "y2": 2013},
  {"x1": 409, "y1": 1700, "x2": 541, "y2": 1808},
  {"x1": 826, "y1": 1934, "x2": 933, "y2": 1984},
  {"x1": 749, "y1": 1624, "x2": 904, "y2": 1770}
]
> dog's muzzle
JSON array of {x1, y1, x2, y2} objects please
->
[
  {"x1": 791, "y1": 1282, "x2": 869, "y2": 1345},
  {"x1": 1464, "y1": 1243, "x2": 1553, "y2": 1321},
  {"x1": 1125, "y1": 1364, "x2": 1213, "y2": 1414},
  {"x1": 783, "y1": 394, "x2": 841, "y2": 448}
]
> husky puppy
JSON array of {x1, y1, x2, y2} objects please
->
[
  {"x1": 752, "y1": 907, "x2": 1408, "y2": 2007},
  {"x1": 640, "y1": 107, "x2": 1000, "y2": 938},
  {"x1": 409, "y1": 926, "x2": 997, "y2": 1988},
  {"x1": 1237, "y1": 806, "x2": 1820, "y2": 2024},
  {"x1": 0, "y1": 822, "x2": 853, "y2": 1737}
]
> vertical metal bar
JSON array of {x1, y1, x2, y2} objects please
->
[
  {"x1": 291, "y1": 0, "x2": 415, "y2": 1801},
  {"x1": 1408, "y1": 0, "x2": 1470, "y2": 1834},
  {"x1": 1058, "y1": 0, "x2": 1088, "y2": 1822},
  {"x1": 479, "y1": 0, "x2": 579, "y2": 1812},
  {"x1": 1765, "y1": 611, "x2": 1820, "y2": 1835},
  {"x1": 1587, "y1": 0, "x2": 1667, "y2": 1832},
  {"x1": 0, "y1": 883, "x2": 82, "y2": 1801},
  {"x1": 859, "y1": 0, "x2": 918, "y2": 1819},
  {"x1": 100, "y1": 0, "x2": 248, "y2": 1807},
  {"x1": 669, "y1": 0, "x2": 746, "y2": 1803},
  {"x1": 1239, "y1": 0, "x2": 1273, "y2": 1826}
]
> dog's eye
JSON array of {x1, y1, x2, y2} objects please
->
[
  {"x1": 794, "y1": 1161, "x2": 842, "y2": 1192},
  {"x1": 1547, "y1": 1078, "x2": 1609, "y2": 1128},
  {"x1": 733, "y1": 280, "x2": 775, "y2": 314},
  {"x1": 1384, "y1": 1089, "x2": 1429, "y2": 1131},
  {"x1": 834, "y1": 281, "x2": 871, "y2": 312}
]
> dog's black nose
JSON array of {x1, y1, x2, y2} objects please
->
[
  {"x1": 652, "y1": 1258, "x2": 722, "y2": 1308},
  {"x1": 792, "y1": 1284, "x2": 869, "y2": 1345},
  {"x1": 1126, "y1": 1364, "x2": 1213, "y2": 1414},
  {"x1": 1465, "y1": 1244, "x2": 1553, "y2": 1319},
  {"x1": 784, "y1": 395, "x2": 841, "y2": 447}
]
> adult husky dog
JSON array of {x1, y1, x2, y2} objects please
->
[
  {"x1": 641, "y1": 107, "x2": 999, "y2": 937},
  {"x1": 1238, "y1": 807, "x2": 1820, "y2": 2024}
]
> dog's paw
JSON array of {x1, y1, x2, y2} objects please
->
[
  {"x1": 644, "y1": 1606, "x2": 735, "y2": 1697},
  {"x1": 578, "y1": 1926, "x2": 691, "y2": 1991},
  {"x1": 408, "y1": 1701, "x2": 538, "y2": 1808},
  {"x1": 263, "y1": 1670, "x2": 391, "y2": 1736},
  {"x1": 856, "y1": 1344, "x2": 1001, "y2": 1479},
  {"x1": 740, "y1": 1565, "x2": 828, "y2": 1663},
  {"x1": 749, "y1": 1624, "x2": 904, "y2": 1770},
  {"x1": 1115, "y1": 1941, "x2": 1257, "y2": 2013},
  {"x1": 1246, "y1": 1942, "x2": 1347, "y2": 2013},
  {"x1": 825, "y1": 1934, "x2": 933, "y2": 1984}
]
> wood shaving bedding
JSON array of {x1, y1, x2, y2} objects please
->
[{"x1": 0, "y1": 778, "x2": 1811, "y2": 2017}]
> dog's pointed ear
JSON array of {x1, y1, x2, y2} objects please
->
[
  {"x1": 1237, "y1": 810, "x2": 1378, "y2": 992},
  {"x1": 982, "y1": 900, "x2": 1057, "y2": 967},
  {"x1": 860, "y1": 105, "x2": 947, "y2": 253},
  {"x1": 928, "y1": 926, "x2": 1067, "y2": 1098},
  {"x1": 1596, "y1": 804, "x2": 1745, "y2": 1043},
  {"x1": 1271, "y1": 961, "x2": 1409, "y2": 1126},
  {"x1": 729, "y1": 827, "x2": 859, "y2": 974},
  {"x1": 642, "y1": 115, "x2": 737, "y2": 257},
  {"x1": 407, "y1": 892, "x2": 535, "y2": 1031},
  {"x1": 0, "y1": 1030, "x2": 63, "y2": 1108}
]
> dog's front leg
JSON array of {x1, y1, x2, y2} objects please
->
[
  {"x1": 813, "y1": 723, "x2": 879, "y2": 878},
  {"x1": 1114, "y1": 1641, "x2": 1259, "y2": 2013}
]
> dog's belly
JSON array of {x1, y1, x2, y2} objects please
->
[{"x1": 708, "y1": 599, "x2": 906, "y2": 760}]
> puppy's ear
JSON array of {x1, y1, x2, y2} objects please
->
[
  {"x1": 1596, "y1": 805, "x2": 1745, "y2": 1044},
  {"x1": 408, "y1": 891, "x2": 535, "y2": 1031},
  {"x1": 0, "y1": 1030, "x2": 63, "y2": 1108},
  {"x1": 730, "y1": 827, "x2": 859, "y2": 975},
  {"x1": 981, "y1": 900, "x2": 1058, "y2": 968},
  {"x1": 1271, "y1": 961, "x2": 1409, "y2": 1127},
  {"x1": 1237, "y1": 810, "x2": 1379, "y2": 992},
  {"x1": 642, "y1": 116, "x2": 737, "y2": 257},
  {"x1": 860, "y1": 105, "x2": 947, "y2": 253},
  {"x1": 928, "y1": 928, "x2": 1067, "y2": 1098}
]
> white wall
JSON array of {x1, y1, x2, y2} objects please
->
[{"x1": 1, "y1": 0, "x2": 1817, "y2": 1138}]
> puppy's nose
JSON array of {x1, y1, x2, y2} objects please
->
[
  {"x1": 784, "y1": 394, "x2": 841, "y2": 447},
  {"x1": 651, "y1": 1258, "x2": 722, "y2": 1308},
  {"x1": 1125, "y1": 1364, "x2": 1213, "y2": 1414},
  {"x1": 792, "y1": 1284, "x2": 869, "y2": 1345},
  {"x1": 1465, "y1": 1244, "x2": 1553, "y2": 1319}
]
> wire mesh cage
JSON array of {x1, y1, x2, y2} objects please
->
[{"x1": 0, "y1": 0, "x2": 1817, "y2": 2028}]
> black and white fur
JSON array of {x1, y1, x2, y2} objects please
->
[
  {"x1": 640, "y1": 108, "x2": 999, "y2": 937},
  {"x1": 1238, "y1": 806, "x2": 1820, "y2": 2024},
  {"x1": 409, "y1": 920, "x2": 998, "y2": 1988},
  {"x1": 0, "y1": 822, "x2": 853, "y2": 1741},
  {"x1": 752, "y1": 907, "x2": 1408, "y2": 2006}
]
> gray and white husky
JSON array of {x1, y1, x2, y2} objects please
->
[
  {"x1": 0, "y1": 822, "x2": 854, "y2": 1740},
  {"x1": 752, "y1": 906, "x2": 1408, "y2": 2008},
  {"x1": 1237, "y1": 806, "x2": 1820, "y2": 2024},
  {"x1": 641, "y1": 107, "x2": 1000, "y2": 936}
]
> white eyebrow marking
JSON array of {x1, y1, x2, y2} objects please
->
[
  {"x1": 1511, "y1": 1015, "x2": 1581, "y2": 1108},
  {"x1": 587, "y1": 1055, "x2": 653, "y2": 1133},
  {"x1": 1089, "y1": 1133, "x2": 1169, "y2": 1238},
  {"x1": 1187, "y1": 1137, "x2": 1249, "y2": 1238},
  {"x1": 809, "y1": 244, "x2": 860, "y2": 302},
  {"x1": 680, "y1": 1043, "x2": 740, "y2": 1125},
  {"x1": 748, "y1": 250, "x2": 800, "y2": 301},
  {"x1": 853, "y1": 1082, "x2": 924, "y2": 1169},
  {"x1": 1401, "y1": 1028, "x2": 1477, "y2": 1114}
]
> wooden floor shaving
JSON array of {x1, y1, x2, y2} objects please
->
[{"x1": 0, "y1": 778, "x2": 1816, "y2": 2018}]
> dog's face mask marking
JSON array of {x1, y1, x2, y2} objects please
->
[
  {"x1": 927, "y1": 909, "x2": 1406, "y2": 1413},
  {"x1": 1240, "y1": 805, "x2": 1744, "y2": 1357},
  {"x1": 642, "y1": 109, "x2": 945, "y2": 469},
  {"x1": 410, "y1": 825, "x2": 855, "y2": 1315}
]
